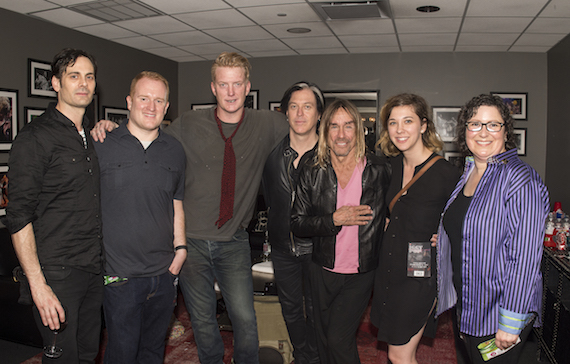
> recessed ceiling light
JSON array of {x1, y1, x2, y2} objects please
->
[
  {"x1": 416, "y1": 5, "x2": 440, "y2": 13},
  {"x1": 287, "y1": 27, "x2": 311, "y2": 34}
]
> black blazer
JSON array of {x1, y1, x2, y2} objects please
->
[{"x1": 291, "y1": 152, "x2": 391, "y2": 272}]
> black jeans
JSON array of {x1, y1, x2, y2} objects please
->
[
  {"x1": 272, "y1": 250, "x2": 319, "y2": 364},
  {"x1": 460, "y1": 313, "x2": 536, "y2": 364},
  {"x1": 310, "y1": 262, "x2": 374, "y2": 364},
  {"x1": 33, "y1": 266, "x2": 103, "y2": 364}
]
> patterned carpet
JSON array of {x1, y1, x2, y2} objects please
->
[{"x1": 22, "y1": 298, "x2": 457, "y2": 364}]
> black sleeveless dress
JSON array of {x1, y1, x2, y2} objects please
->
[{"x1": 371, "y1": 153, "x2": 460, "y2": 345}]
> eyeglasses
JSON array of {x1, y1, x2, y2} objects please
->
[{"x1": 465, "y1": 121, "x2": 504, "y2": 133}]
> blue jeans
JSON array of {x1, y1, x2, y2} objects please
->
[
  {"x1": 179, "y1": 229, "x2": 259, "y2": 364},
  {"x1": 103, "y1": 271, "x2": 177, "y2": 364},
  {"x1": 33, "y1": 266, "x2": 103, "y2": 364}
]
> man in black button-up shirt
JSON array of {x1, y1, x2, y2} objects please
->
[
  {"x1": 6, "y1": 48, "x2": 103, "y2": 364},
  {"x1": 94, "y1": 71, "x2": 186, "y2": 364}
]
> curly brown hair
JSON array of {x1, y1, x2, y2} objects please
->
[{"x1": 456, "y1": 94, "x2": 517, "y2": 156}]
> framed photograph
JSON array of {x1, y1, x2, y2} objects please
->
[
  {"x1": 103, "y1": 106, "x2": 129, "y2": 125},
  {"x1": 0, "y1": 88, "x2": 18, "y2": 150},
  {"x1": 433, "y1": 107, "x2": 460, "y2": 142},
  {"x1": 28, "y1": 59, "x2": 56, "y2": 98},
  {"x1": 191, "y1": 103, "x2": 216, "y2": 110},
  {"x1": 513, "y1": 128, "x2": 527, "y2": 156},
  {"x1": 0, "y1": 164, "x2": 7, "y2": 216},
  {"x1": 491, "y1": 92, "x2": 527, "y2": 120},
  {"x1": 444, "y1": 151, "x2": 464, "y2": 170},
  {"x1": 25, "y1": 107, "x2": 46, "y2": 123},
  {"x1": 269, "y1": 102, "x2": 281, "y2": 112},
  {"x1": 245, "y1": 90, "x2": 258, "y2": 109}
]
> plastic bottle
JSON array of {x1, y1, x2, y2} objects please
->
[
  {"x1": 554, "y1": 201, "x2": 563, "y2": 219},
  {"x1": 544, "y1": 213, "x2": 556, "y2": 248}
]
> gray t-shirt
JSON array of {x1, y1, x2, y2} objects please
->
[{"x1": 165, "y1": 107, "x2": 288, "y2": 241}]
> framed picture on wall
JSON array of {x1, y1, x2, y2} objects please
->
[
  {"x1": 513, "y1": 128, "x2": 527, "y2": 156},
  {"x1": 491, "y1": 92, "x2": 527, "y2": 120},
  {"x1": 433, "y1": 107, "x2": 460, "y2": 142},
  {"x1": 0, "y1": 88, "x2": 18, "y2": 150},
  {"x1": 25, "y1": 107, "x2": 46, "y2": 123},
  {"x1": 269, "y1": 102, "x2": 281, "y2": 112},
  {"x1": 191, "y1": 103, "x2": 216, "y2": 110},
  {"x1": 444, "y1": 151, "x2": 464, "y2": 170},
  {"x1": 103, "y1": 106, "x2": 129, "y2": 125},
  {"x1": 0, "y1": 164, "x2": 7, "y2": 216},
  {"x1": 28, "y1": 59, "x2": 56, "y2": 98},
  {"x1": 245, "y1": 90, "x2": 258, "y2": 109}
]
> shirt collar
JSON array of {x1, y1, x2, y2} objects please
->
[
  {"x1": 48, "y1": 102, "x2": 90, "y2": 129},
  {"x1": 115, "y1": 120, "x2": 165, "y2": 143},
  {"x1": 465, "y1": 148, "x2": 517, "y2": 165}
]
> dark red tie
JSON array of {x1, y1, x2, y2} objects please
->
[{"x1": 215, "y1": 108, "x2": 245, "y2": 228}]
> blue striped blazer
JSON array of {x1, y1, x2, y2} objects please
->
[{"x1": 436, "y1": 148, "x2": 549, "y2": 337}]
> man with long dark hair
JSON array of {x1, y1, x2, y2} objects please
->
[{"x1": 262, "y1": 81, "x2": 325, "y2": 364}]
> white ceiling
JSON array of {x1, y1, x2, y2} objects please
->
[{"x1": 1, "y1": 0, "x2": 569, "y2": 63}]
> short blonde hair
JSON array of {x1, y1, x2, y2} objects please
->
[
  {"x1": 316, "y1": 99, "x2": 366, "y2": 168},
  {"x1": 211, "y1": 52, "x2": 251, "y2": 82},
  {"x1": 130, "y1": 71, "x2": 170, "y2": 101}
]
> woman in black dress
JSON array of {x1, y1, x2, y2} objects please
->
[{"x1": 371, "y1": 94, "x2": 460, "y2": 364}]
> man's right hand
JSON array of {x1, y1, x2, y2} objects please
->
[
  {"x1": 90, "y1": 119, "x2": 118, "y2": 142},
  {"x1": 333, "y1": 205, "x2": 373, "y2": 226},
  {"x1": 31, "y1": 283, "x2": 65, "y2": 330}
]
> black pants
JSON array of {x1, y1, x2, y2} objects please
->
[
  {"x1": 310, "y1": 262, "x2": 374, "y2": 364},
  {"x1": 33, "y1": 266, "x2": 104, "y2": 364},
  {"x1": 272, "y1": 250, "x2": 319, "y2": 364},
  {"x1": 458, "y1": 312, "x2": 535, "y2": 364}
]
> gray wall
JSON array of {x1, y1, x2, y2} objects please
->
[
  {"x1": 179, "y1": 52, "x2": 548, "y2": 178},
  {"x1": 0, "y1": 7, "x2": 552, "y2": 182},
  {"x1": 546, "y1": 33, "x2": 570, "y2": 209},
  {"x1": 0, "y1": 7, "x2": 179, "y2": 167}
]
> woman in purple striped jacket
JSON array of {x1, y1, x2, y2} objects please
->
[{"x1": 435, "y1": 94, "x2": 550, "y2": 364}]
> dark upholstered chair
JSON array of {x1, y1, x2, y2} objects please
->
[{"x1": 0, "y1": 226, "x2": 42, "y2": 347}]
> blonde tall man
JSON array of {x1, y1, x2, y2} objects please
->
[{"x1": 93, "y1": 52, "x2": 288, "y2": 363}]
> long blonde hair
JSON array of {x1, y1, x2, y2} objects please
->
[{"x1": 316, "y1": 98, "x2": 366, "y2": 168}]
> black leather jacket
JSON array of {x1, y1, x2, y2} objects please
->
[
  {"x1": 291, "y1": 152, "x2": 391, "y2": 273},
  {"x1": 262, "y1": 135, "x2": 316, "y2": 256}
]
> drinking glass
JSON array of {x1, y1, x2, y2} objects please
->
[{"x1": 43, "y1": 307, "x2": 68, "y2": 359}]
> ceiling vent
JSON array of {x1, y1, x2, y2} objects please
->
[
  {"x1": 310, "y1": 1, "x2": 391, "y2": 21},
  {"x1": 69, "y1": 0, "x2": 162, "y2": 22}
]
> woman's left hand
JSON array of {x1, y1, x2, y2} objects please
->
[
  {"x1": 495, "y1": 329, "x2": 519, "y2": 350},
  {"x1": 430, "y1": 234, "x2": 438, "y2": 247}
]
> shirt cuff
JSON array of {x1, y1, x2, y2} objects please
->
[{"x1": 498, "y1": 307, "x2": 531, "y2": 335}]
